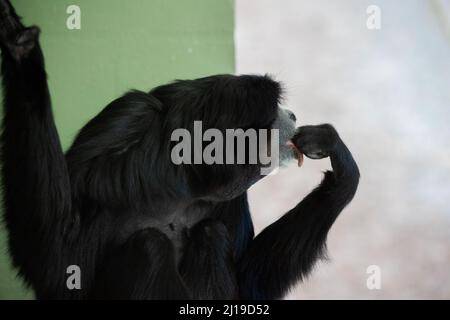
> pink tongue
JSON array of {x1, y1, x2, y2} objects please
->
[{"x1": 287, "y1": 140, "x2": 304, "y2": 167}]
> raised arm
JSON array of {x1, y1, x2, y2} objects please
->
[
  {"x1": 0, "y1": 0, "x2": 72, "y2": 275},
  {"x1": 237, "y1": 124, "x2": 360, "y2": 299}
]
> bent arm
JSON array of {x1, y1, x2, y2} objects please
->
[{"x1": 237, "y1": 124, "x2": 359, "y2": 299}]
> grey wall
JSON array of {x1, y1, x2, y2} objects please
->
[{"x1": 237, "y1": 0, "x2": 450, "y2": 299}]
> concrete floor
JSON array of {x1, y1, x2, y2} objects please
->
[{"x1": 236, "y1": 0, "x2": 450, "y2": 299}]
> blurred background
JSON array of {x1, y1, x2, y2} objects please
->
[
  {"x1": 240, "y1": 0, "x2": 450, "y2": 299},
  {"x1": 0, "y1": 0, "x2": 449, "y2": 299}
]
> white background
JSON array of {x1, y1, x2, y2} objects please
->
[{"x1": 237, "y1": 0, "x2": 450, "y2": 299}]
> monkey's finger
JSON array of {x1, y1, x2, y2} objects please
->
[{"x1": 287, "y1": 140, "x2": 304, "y2": 167}]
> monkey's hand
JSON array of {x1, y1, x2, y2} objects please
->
[
  {"x1": 0, "y1": 0, "x2": 24, "y2": 38},
  {"x1": 0, "y1": 0, "x2": 40, "y2": 60},
  {"x1": 291, "y1": 124, "x2": 340, "y2": 160}
]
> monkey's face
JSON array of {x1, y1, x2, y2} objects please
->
[
  {"x1": 272, "y1": 107, "x2": 298, "y2": 167},
  {"x1": 152, "y1": 74, "x2": 298, "y2": 201}
]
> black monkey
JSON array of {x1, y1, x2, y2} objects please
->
[{"x1": 0, "y1": 1, "x2": 359, "y2": 299}]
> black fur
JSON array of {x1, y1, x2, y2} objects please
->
[{"x1": 0, "y1": 1, "x2": 359, "y2": 300}]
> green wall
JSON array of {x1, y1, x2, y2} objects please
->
[{"x1": 0, "y1": 0, "x2": 235, "y2": 299}]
